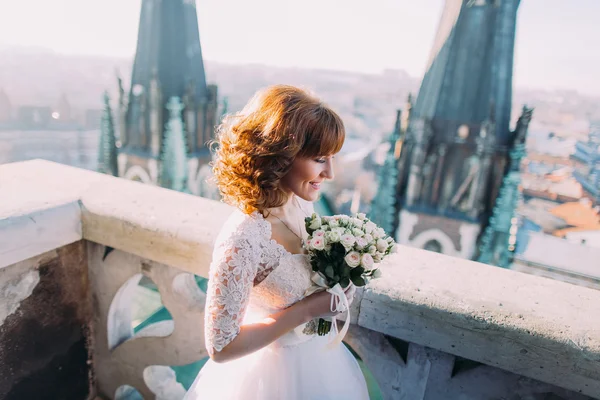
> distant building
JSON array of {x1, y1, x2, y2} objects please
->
[
  {"x1": 54, "y1": 93, "x2": 73, "y2": 122},
  {"x1": 571, "y1": 121, "x2": 600, "y2": 205},
  {"x1": 383, "y1": 0, "x2": 531, "y2": 261},
  {"x1": 16, "y1": 106, "x2": 52, "y2": 129},
  {"x1": 0, "y1": 89, "x2": 11, "y2": 123},
  {"x1": 514, "y1": 200, "x2": 600, "y2": 290},
  {"x1": 84, "y1": 109, "x2": 103, "y2": 130}
]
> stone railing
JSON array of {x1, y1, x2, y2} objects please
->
[{"x1": 1, "y1": 160, "x2": 599, "y2": 400}]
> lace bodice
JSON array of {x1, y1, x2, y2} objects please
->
[{"x1": 205, "y1": 199, "x2": 315, "y2": 354}]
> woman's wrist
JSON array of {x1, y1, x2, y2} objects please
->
[{"x1": 291, "y1": 299, "x2": 314, "y2": 325}]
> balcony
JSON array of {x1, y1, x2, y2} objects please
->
[{"x1": 1, "y1": 160, "x2": 599, "y2": 400}]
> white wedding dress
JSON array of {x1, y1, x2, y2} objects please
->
[{"x1": 184, "y1": 199, "x2": 369, "y2": 399}]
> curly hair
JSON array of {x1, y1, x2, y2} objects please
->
[{"x1": 211, "y1": 85, "x2": 345, "y2": 215}]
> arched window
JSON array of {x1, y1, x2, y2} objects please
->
[{"x1": 423, "y1": 239, "x2": 443, "y2": 253}]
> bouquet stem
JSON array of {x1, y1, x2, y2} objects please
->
[{"x1": 317, "y1": 318, "x2": 333, "y2": 336}]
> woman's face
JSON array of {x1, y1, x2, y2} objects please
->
[{"x1": 280, "y1": 155, "x2": 336, "y2": 202}]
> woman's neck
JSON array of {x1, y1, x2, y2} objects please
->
[{"x1": 266, "y1": 194, "x2": 297, "y2": 219}]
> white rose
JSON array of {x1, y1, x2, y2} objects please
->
[
  {"x1": 376, "y1": 239, "x2": 388, "y2": 253},
  {"x1": 326, "y1": 230, "x2": 341, "y2": 243},
  {"x1": 340, "y1": 234, "x2": 356, "y2": 249},
  {"x1": 357, "y1": 213, "x2": 367, "y2": 220},
  {"x1": 309, "y1": 216, "x2": 322, "y2": 230},
  {"x1": 313, "y1": 229, "x2": 325, "y2": 238},
  {"x1": 372, "y1": 268, "x2": 382, "y2": 279},
  {"x1": 339, "y1": 215, "x2": 350, "y2": 225},
  {"x1": 368, "y1": 245, "x2": 377, "y2": 255},
  {"x1": 344, "y1": 251, "x2": 361, "y2": 268},
  {"x1": 361, "y1": 253, "x2": 374, "y2": 269},
  {"x1": 352, "y1": 228, "x2": 365, "y2": 237},
  {"x1": 376, "y1": 228, "x2": 386, "y2": 238},
  {"x1": 390, "y1": 244, "x2": 399, "y2": 254},
  {"x1": 364, "y1": 221, "x2": 377, "y2": 234},
  {"x1": 350, "y1": 217, "x2": 363, "y2": 227},
  {"x1": 386, "y1": 236, "x2": 394, "y2": 244},
  {"x1": 373, "y1": 253, "x2": 382, "y2": 262},
  {"x1": 328, "y1": 219, "x2": 340, "y2": 228},
  {"x1": 364, "y1": 234, "x2": 374, "y2": 244},
  {"x1": 355, "y1": 237, "x2": 368, "y2": 250},
  {"x1": 311, "y1": 237, "x2": 325, "y2": 251},
  {"x1": 334, "y1": 227, "x2": 346, "y2": 236}
]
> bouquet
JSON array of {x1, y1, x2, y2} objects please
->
[{"x1": 303, "y1": 212, "x2": 397, "y2": 343}]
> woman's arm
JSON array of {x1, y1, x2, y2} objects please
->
[
  {"x1": 210, "y1": 288, "x2": 346, "y2": 363},
  {"x1": 205, "y1": 229, "x2": 357, "y2": 364}
]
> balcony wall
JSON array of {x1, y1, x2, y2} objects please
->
[{"x1": 1, "y1": 160, "x2": 599, "y2": 400}]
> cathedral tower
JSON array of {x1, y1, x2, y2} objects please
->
[
  {"x1": 116, "y1": 0, "x2": 218, "y2": 193},
  {"x1": 393, "y1": 0, "x2": 530, "y2": 259}
]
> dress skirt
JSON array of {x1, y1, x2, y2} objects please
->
[{"x1": 184, "y1": 329, "x2": 369, "y2": 400}]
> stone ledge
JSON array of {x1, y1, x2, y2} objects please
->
[
  {"x1": 0, "y1": 160, "x2": 233, "y2": 275},
  {"x1": 3, "y1": 160, "x2": 600, "y2": 397},
  {"x1": 361, "y1": 246, "x2": 600, "y2": 398},
  {"x1": 0, "y1": 201, "x2": 81, "y2": 269}
]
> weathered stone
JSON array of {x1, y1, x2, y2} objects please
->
[
  {"x1": 0, "y1": 159, "x2": 233, "y2": 277},
  {"x1": 88, "y1": 244, "x2": 207, "y2": 399},
  {"x1": 0, "y1": 242, "x2": 93, "y2": 399},
  {"x1": 361, "y1": 247, "x2": 600, "y2": 397}
]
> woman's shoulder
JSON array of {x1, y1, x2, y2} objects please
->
[{"x1": 214, "y1": 209, "x2": 270, "y2": 248}]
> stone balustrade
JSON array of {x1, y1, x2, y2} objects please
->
[{"x1": 1, "y1": 160, "x2": 599, "y2": 400}]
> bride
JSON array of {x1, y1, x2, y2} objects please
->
[{"x1": 184, "y1": 85, "x2": 369, "y2": 399}]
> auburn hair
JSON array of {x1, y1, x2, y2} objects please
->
[{"x1": 211, "y1": 85, "x2": 345, "y2": 215}]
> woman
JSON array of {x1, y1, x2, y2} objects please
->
[{"x1": 185, "y1": 85, "x2": 369, "y2": 399}]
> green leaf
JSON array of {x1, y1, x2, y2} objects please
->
[
  {"x1": 325, "y1": 265, "x2": 334, "y2": 279},
  {"x1": 350, "y1": 267, "x2": 365, "y2": 279},
  {"x1": 351, "y1": 276, "x2": 366, "y2": 287},
  {"x1": 340, "y1": 277, "x2": 350, "y2": 288}
]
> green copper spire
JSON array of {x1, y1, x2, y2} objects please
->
[
  {"x1": 477, "y1": 106, "x2": 533, "y2": 268},
  {"x1": 220, "y1": 96, "x2": 229, "y2": 120},
  {"x1": 97, "y1": 92, "x2": 119, "y2": 176},
  {"x1": 159, "y1": 97, "x2": 189, "y2": 192},
  {"x1": 369, "y1": 110, "x2": 403, "y2": 235}
]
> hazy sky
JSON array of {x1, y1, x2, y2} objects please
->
[{"x1": 0, "y1": 0, "x2": 599, "y2": 96}]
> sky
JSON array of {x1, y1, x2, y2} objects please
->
[{"x1": 0, "y1": 0, "x2": 599, "y2": 96}]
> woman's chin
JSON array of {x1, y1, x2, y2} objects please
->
[{"x1": 296, "y1": 191, "x2": 319, "y2": 202}]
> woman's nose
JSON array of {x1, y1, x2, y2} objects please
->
[{"x1": 322, "y1": 159, "x2": 335, "y2": 180}]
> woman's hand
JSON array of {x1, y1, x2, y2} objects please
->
[{"x1": 299, "y1": 284, "x2": 357, "y2": 320}]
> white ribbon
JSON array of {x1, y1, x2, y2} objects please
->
[
  {"x1": 325, "y1": 283, "x2": 350, "y2": 350},
  {"x1": 303, "y1": 272, "x2": 351, "y2": 349}
]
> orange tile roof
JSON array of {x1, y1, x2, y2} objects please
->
[{"x1": 550, "y1": 202, "x2": 600, "y2": 228}]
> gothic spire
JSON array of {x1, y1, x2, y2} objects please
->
[
  {"x1": 97, "y1": 92, "x2": 119, "y2": 177},
  {"x1": 124, "y1": 0, "x2": 209, "y2": 154},
  {"x1": 477, "y1": 106, "x2": 533, "y2": 267},
  {"x1": 412, "y1": 0, "x2": 520, "y2": 145},
  {"x1": 159, "y1": 97, "x2": 189, "y2": 192},
  {"x1": 369, "y1": 110, "x2": 403, "y2": 235}
]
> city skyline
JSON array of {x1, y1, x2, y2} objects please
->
[{"x1": 0, "y1": 0, "x2": 599, "y2": 97}]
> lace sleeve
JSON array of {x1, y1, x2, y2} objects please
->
[{"x1": 205, "y1": 235, "x2": 258, "y2": 355}]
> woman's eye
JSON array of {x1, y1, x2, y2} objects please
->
[{"x1": 316, "y1": 158, "x2": 326, "y2": 164}]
